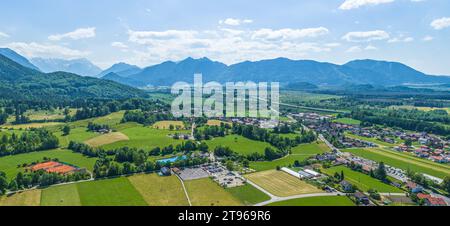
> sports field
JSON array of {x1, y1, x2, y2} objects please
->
[
  {"x1": 0, "y1": 190, "x2": 41, "y2": 206},
  {"x1": 226, "y1": 184, "x2": 271, "y2": 205},
  {"x1": 84, "y1": 132, "x2": 129, "y2": 147},
  {"x1": 206, "y1": 120, "x2": 231, "y2": 126},
  {"x1": 185, "y1": 178, "x2": 243, "y2": 206},
  {"x1": 250, "y1": 142, "x2": 330, "y2": 171},
  {"x1": 206, "y1": 135, "x2": 275, "y2": 156},
  {"x1": 153, "y1": 120, "x2": 185, "y2": 130},
  {"x1": 0, "y1": 149, "x2": 97, "y2": 180},
  {"x1": 323, "y1": 166, "x2": 403, "y2": 193},
  {"x1": 245, "y1": 170, "x2": 322, "y2": 197},
  {"x1": 128, "y1": 174, "x2": 189, "y2": 206},
  {"x1": 267, "y1": 196, "x2": 355, "y2": 206},
  {"x1": 344, "y1": 148, "x2": 450, "y2": 179}
]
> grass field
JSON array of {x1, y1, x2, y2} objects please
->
[
  {"x1": 389, "y1": 105, "x2": 450, "y2": 114},
  {"x1": 128, "y1": 174, "x2": 189, "y2": 206},
  {"x1": 267, "y1": 196, "x2": 355, "y2": 206},
  {"x1": 344, "y1": 132, "x2": 399, "y2": 147},
  {"x1": 206, "y1": 135, "x2": 275, "y2": 156},
  {"x1": 250, "y1": 142, "x2": 330, "y2": 171},
  {"x1": 226, "y1": 184, "x2": 271, "y2": 206},
  {"x1": 323, "y1": 166, "x2": 403, "y2": 193},
  {"x1": 333, "y1": 118, "x2": 361, "y2": 125},
  {"x1": 77, "y1": 177, "x2": 148, "y2": 206},
  {"x1": 0, "y1": 190, "x2": 41, "y2": 206},
  {"x1": 40, "y1": 184, "x2": 81, "y2": 206},
  {"x1": 55, "y1": 127, "x2": 100, "y2": 148},
  {"x1": 185, "y1": 178, "x2": 243, "y2": 206},
  {"x1": 1, "y1": 122, "x2": 63, "y2": 129},
  {"x1": 84, "y1": 132, "x2": 129, "y2": 147},
  {"x1": 245, "y1": 170, "x2": 322, "y2": 197},
  {"x1": 0, "y1": 149, "x2": 97, "y2": 180},
  {"x1": 206, "y1": 120, "x2": 231, "y2": 126},
  {"x1": 344, "y1": 148, "x2": 450, "y2": 179},
  {"x1": 102, "y1": 124, "x2": 187, "y2": 151},
  {"x1": 153, "y1": 121, "x2": 185, "y2": 130}
]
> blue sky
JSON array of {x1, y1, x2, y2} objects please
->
[{"x1": 0, "y1": 0, "x2": 449, "y2": 75}]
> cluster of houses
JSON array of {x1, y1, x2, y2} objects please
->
[
  {"x1": 396, "y1": 144, "x2": 450, "y2": 163},
  {"x1": 406, "y1": 181, "x2": 448, "y2": 206},
  {"x1": 289, "y1": 112, "x2": 332, "y2": 123}
]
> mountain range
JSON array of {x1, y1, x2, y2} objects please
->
[
  {"x1": 30, "y1": 57, "x2": 103, "y2": 77},
  {"x1": 1, "y1": 47, "x2": 449, "y2": 90},
  {"x1": 0, "y1": 54, "x2": 146, "y2": 100},
  {"x1": 126, "y1": 57, "x2": 450, "y2": 87}
]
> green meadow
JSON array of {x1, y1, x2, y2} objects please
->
[
  {"x1": 250, "y1": 142, "x2": 330, "y2": 171},
  {"x1": 226, "y1": 183, "x2": 271, "y2": 205},
  {"x1": 206, "y1": 135, "x2": 275, "y2": 156},
  {"x1": 323, "y1": 166, "x2": 403, "y2": 193},
  {"x1": 267, "y1": 196, "x2": 355, "y2": 206},
  {"x1": 343, "y1": 148, "x2": 450, "y2": 179}
]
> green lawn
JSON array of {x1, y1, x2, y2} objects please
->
[
  {"x1": 267, "y1": 196, "x2": 355, "y2": 206},
  {"x1": 343, "y1": 148, "x2": 450, "y2": 179},
  {"x1": 40, "y1": 184, "x2": 81, "y2": 206},
  {"x1": 102, "y1": 124, "x2": 187, "y2": 151},
  {"x1": 55, "y1": 127, "x2": 100, "y2": 148},
  {"x1": 226, "y1": 184, "x2": 271, "y2": 206},
  {"x1": 345, "y1": 132, "x2": 398, "y2": 147},
  {"x1": 333, "y1": 118, "x2": 361, "y2": 125},
  {"x1": 77, "y1": 177, "x2": 147, "y2": 206},
  {"x1": 323, "y1": 166, "x2": 403, "y2": 193},
  {"x1": 250, "y1": 142, "x2": 330, "y2": 171},
  {"x1": 0, "y1": 149, "x2": 97, "y2": 181},
  {"x1": 185, "y1": 178, "x2": 243, "y2": 206},
  {"x1": 206, "y1": 135, "x2": 275, "y2": 156}
]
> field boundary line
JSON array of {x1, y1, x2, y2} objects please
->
[{"x1": 175, "y1": 174, "x2": 192, "y2": 206}]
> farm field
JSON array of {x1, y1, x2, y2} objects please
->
[
  {"x1": 245, "y1": 170, "x2": 322, "y2": 197},
  {"x1": 333, "y1": 118, "x2": 361, "y2": 125},
  {"x1": 184, "y1": 178, "x2": 243, "y2": 206},
  {"x1": 55, "y1": 127, "x2": 100, "y2": 148},
  {"x1": 267, "y1": 196, "x2": 355, "y2": 206},
  {"x1": 344, "y1": 148, "x2": 450, "y2": 179},
  {"x1": 389, "y1": 105, "x2": 450, "y2": 114},
  {"x1": 40, "y1": 184, "x2": 81, "y2": 206},
  {"x1": 84, "y1": 132, "x2": 129, "y2": 147},
  {"x1": 102, "y1": 125, "x2": 187, "y2": 151},
  {"x1": 0, "y1": 190, "x2": 41, "y2": 206},
  {"x1": 323, "y1": 166, "x2": 403, "y2": 193},
  {"x1": 68, "y1": 111, "x2": 125, "y2": 128},
  {"x1": 250, "y1": 142, "x2": 330, "y2": 171},
  {"x1": 206, "y1": 120, "x2": 231, "y2": 126},
  {"x1": 77, "y1": 177, "x2": 148, "y2": 206},
  {"x1": 206, "y1": 135, "x2": 275, "y2": 156},
  {"x1": 128, "y1": 174, "x2": 189, "y2": 206},
  {"x1": 226, "y1": 183, "x2": 271, "y2": 206},
  {"x1": 1, "y1": 122, "x2": 63, "y2": 129},
  {"x1": 0, "y1": 149, "x2": 97, "y2": 180},
  {"x1": 153, "y1": 120, "x2": 185, "y2": 129}
]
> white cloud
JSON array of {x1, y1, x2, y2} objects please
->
[
  {"x1": 346, "y1": 46, "x2": 363, "y2": 53},
  {"x1": 48, "y1": 27, "x2": 96, "y2": 41},
  {"x1": 423, "y1": 36, "x2": 433, "y2": 41},
  {"x1": 365, "y1": 45, "x2": 378, "y2": 50},
  {"x1": 0, "y1": 32, "x2": 9, "y2": 38},
  {"x1": 111, "y1": 42, "x2": 128, "y2": 49},
  {"x1": 430, "y1": 17, "x2": 450, "y2": 30},
  {"x1": 6, "y1": 42, "x2": 89, "y2": 58},
  {"x1": 251, "y1": 27, "x2": 329, "y2": 42},
  {"x1": 342, "y1": 30, "x2": 390, "y2": 42},
  {"x1": 126, "y1": 27, "x2": 332, "y2": 66},
  {"x1": 339, "y1": 0, "x2": 394, "y2": 10},
  {"x1": 388, "y1": 36, "x2": 414, "y2": 43},
  {"x1": 219, "y1": 18, "x2": 253, "y2": 26}
]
